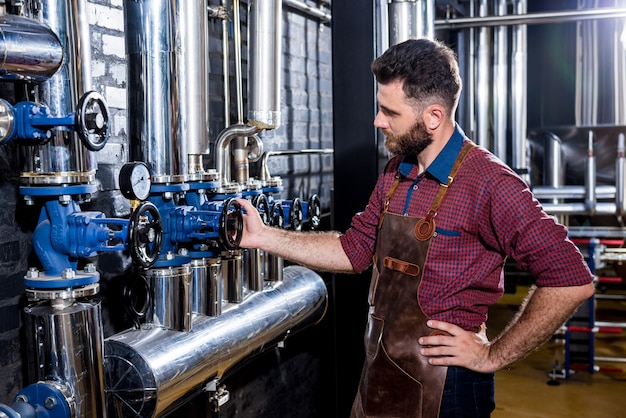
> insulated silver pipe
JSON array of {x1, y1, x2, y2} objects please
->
[
  {"x1": 0, "y1": 14, "x2": 63, "y2": 81},
  {"x1": 543, "y1": 132, "x2": 564, "y2": 205},
  {"x1": 248, "y1": 0, "x2": 282, "y2": 129},
  {"x1": 124, "y1": 0, "x2": 209, "y2": 178},
  {"x1": 585, "y1": 131, "x2": 597, "y2": 214},
  {"x1": 511, "y1": 0, "x2": 528, "y2": 181},
  {"x1": 493, "y1": 0, "x2": 508, "y2": 161},
  {"x1": 435, "y1": 6, "x2": 626, "y2": 29},
  {"x1": 283, "y1": 0, "x2": 331, "y2": 22},
  {"x1": 24, "y1": 300, "x2": 106, "y2": 418},
  {"x1": 475, "y1": 0, "x2": 490, "y2": 148},
  {"x1": 21, "y1": 0, "x2": 95, "y2": 183},
  {"x1": 104, "y1": 266, "x2": 327, "y2": 418},
  {"x1": 616, "y1": 133, "x2": 626, "y2": 215},
  {"x1": 388, "y1": 0, "x2": 434, "y2": 45}
]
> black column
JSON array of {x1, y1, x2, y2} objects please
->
[{"x1": 330, "y1": 1, "x2": 379, "y2": 417}]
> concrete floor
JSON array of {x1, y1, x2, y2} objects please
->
[{"x1": 487, "y1": 287, "x2": 626, "y2": 418}]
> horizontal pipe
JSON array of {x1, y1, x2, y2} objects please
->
[
  {"x1": 435, "y1": 7, "x2": 626, "y2": 29},
  {"x1": 283, "y1": 0, "x2": 331, "y2": 22},
  {"x1": 260, "y1": 148, "x2": 333, "y2": 181},
  {"x1": 104, "y1": 266, "x2": 327, "y2": 418},
  {"x1": 0, "y1": 14, "x2": 63, "y2": 81},
  {"x1": 533, "y1": 185, "x2": 616, "y2": 199}
]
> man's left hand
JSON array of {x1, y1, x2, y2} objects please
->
[{"x1": 418, "y1": 320, "x2": 495, "y2": 373}]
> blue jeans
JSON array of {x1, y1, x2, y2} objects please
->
[{"x1": 439, "y1": 366, "x2": 495, "y2": 418}]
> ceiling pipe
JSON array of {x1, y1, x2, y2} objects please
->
[
  {"x1": 283, "y1": 0, "x2": 331, "y2": 22},
  {"x1": 435, "y1": 6, "x2": 626, "y2": 29}
]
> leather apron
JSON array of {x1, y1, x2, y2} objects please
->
[{"x1": 350, "y1": 142, "x2": 474, "y2": 418}]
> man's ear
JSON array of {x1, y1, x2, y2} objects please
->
[{"x1": 423, "y1": 104, "x2": 445, "y2": 130}]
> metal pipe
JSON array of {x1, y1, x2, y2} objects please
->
[
  {"x1": 248, "y1": 0, "x2": 282, "y2": 129},
  {"x1": 585, "y1": 131, "x2": 596, "y2": 214},
  {"x1": 532, "y1": 185, "x2": 616, "y2": 199},
  {"x1": 0, "y1": 14, "x2": 63, "y2": 81},
  {"x1": 214, "y1": 123, "x2": 261, "y2": 183},
  {"x1": 388, "y1": 0, "x2": 418, "y2": 45},
  {"x1": 617, "y1": 133, "x2": 626, "y2": 215},
  {"x1": 104, "y1": 266, "x2": 328, "y2": 418},
  {"x1": 124, "y1": 0, "x2": 209, "y2": 178},
  {"x1": 475, "y1": 0, "x2": 490, "y2": 148},
  {"x1": 21, "y1": 0, "x2": 96, "y2": 183},
  {"x1": 511, "y1": 0, "x2": 528, "y2": 181},
  {"x1": 493, "y1": 0, "x2": 508, "y2": 161},
  {"x1": 260, "y1": 148, "x2": 334, "y2": 181},
  {"x1": 435, "y1": 6, "x2": 626, "y2": 30},
  {"x1": 283, "y1": 0, "x2": 331, "y2": 22}
]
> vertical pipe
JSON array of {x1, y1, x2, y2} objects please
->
[
  {"x1": 511, "y1": 0, "x2": 528, "y2": 181},
  {"x1": 24, "y1": 301, "x2": 106, "y2": 417},
  {"x1": 493, "y1": 0, "x2": 508, "y2": 162},
  {"x1": 125, "y1": 0, "x2": 209, "y2": 177},
  {"x1": 543, "y1": 132, "x2": 564, "y2": 205},
  {"x1": 475, "y1": 0, "x2": 490, "y2": 149},
  {"x1": 616, "y1": 133, "x2": 625, "y2": 215},
  {"x1": 585, "y1": 131, "x2": 596, "y2": 214},
  {"x1": 387, "y1": 0, "x2": 434, "y2": 46},
  {"x1": 248, "y1": 0, "x2": 282, "y2": 130},
  {"x1": 614, "y1": 17, "x2": 626, "y2": 125},
  {"x1": 22, "y1": 0, "x2": 95, "y2": 182}
]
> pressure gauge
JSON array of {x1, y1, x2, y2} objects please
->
[{"x1": 119, "y1": 162, "x2": 152, "y2": 200}]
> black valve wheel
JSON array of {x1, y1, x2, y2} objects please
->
[
  {"x1": 219, "y1": 198, "x2": 243, "y2": 250},
  {"x1": 252, "y1": 194, "x2": 271, "y2": 225},
  {"x1": 307, "y1": 194, "x2": 322, "y2": 230},
  {"x1": 270, "y1": 202, "x2": 285, "y2": 228},
  {"x1": 76, "y1": 91, "x2": 110, "y2": 151},
  {"x1": 128, "y1": 201, "x2": 163, "y2": 268},
  {"x1": 290, "y1": 198, "x2": 303, "y2": 231}
]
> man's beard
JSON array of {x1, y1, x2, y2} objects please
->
[{"x1": 383, "y1": 119, "x2": 433, "y2": 157}]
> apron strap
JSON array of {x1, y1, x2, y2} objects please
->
[{"x1": 415, "y1": 141, "x2": 476, "y2": 240}]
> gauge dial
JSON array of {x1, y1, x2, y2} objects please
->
[{"x1": 119, "y1": 162, "x2": 152, "y2": 200}]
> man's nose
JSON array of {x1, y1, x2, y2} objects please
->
[{"x1": 373, "y1": 111, "x2": 388, "y2": 129}]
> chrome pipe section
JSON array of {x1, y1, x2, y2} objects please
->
[
  {"x1": 541, "y1": 202, "x2": 618, "y2": 215},
  {"x1": 283, "y1": 0, "x2": 332, "y2": 22},
  {"x1": 146, "y1": 265, "x2": 193, "y2": 332},
  {"x1": 260, "y1": 148, "x2": 333, "y2": 181},
  {"x1": 435, "y1": 6, "x2": 626, "y2": 29},
  {"x1": 388, "y1": 0, "x2": 435, "y2": 45},
  {"x1": 0, "y1": 14, "x2": 63, "y2": 81},
  {"x1": 104, "y1": 266, "x2": 328, "y2": 418},
  {"x1": 248, "y1": 0, "x2": 282, "y2": 129},
  {"x1": 214, "y1": 123, "x2": 262, "y2": 184},
  {"x1": 614, "y1": 17, "x2": 626, "y2": 124},
  {"x1": 191, "y1": 257, "x2": 223, "y2": 317},
  {"x1": 543, "y1": 132, "x2": 564, "y2": 204},
  {"x1": 616, "y1": 133, "x2": 626, "y2": 215},
  {"x1": 24, "y1": 300, "x2": 106, "y2": 417},
  {"x1": 576, "y1": 10, "x2": 599, "y2": 126},
  {"x1": 511, "y1": 0, "x2": 528, "y2": 181},
  {"x1": 533, "y1": 185, "x2": 616, "y2": 200},
  {"x1": 222, "y1": 251, "x2": 244, "y2": 303},
  {"x1": 21, "y1": 0, "x2": 96, "y2": 183},
  {"x1": 124, "y1": 0, "x2": 209, "y2": 177},
  {"x1": 585, "y1": 131, "x2": 596, "y2": 214},
  {"x1": 493, "y1": 0, "x2": 508, "y2": 161},
  {"x1": 475, "y1": 0, "x2": 490, "y2": 148}
]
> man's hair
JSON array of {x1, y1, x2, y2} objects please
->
[{"x1": 371, "y1": 38, "x2": 462, "y2": 115}]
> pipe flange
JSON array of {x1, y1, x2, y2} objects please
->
[{"x1": 25, "y1": 282, "x2": 100, "y2": 302}]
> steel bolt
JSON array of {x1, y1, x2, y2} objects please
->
[
  {"x1": 61, "y1": 268, "x2": 75, "y2": 279},
  {"x1": 15, "y1": 395, "x2": 28, "y2": 403},
  {"x1": 83, "y1": 263, "x2": 97, "y2": 274},
  {"x1": 44, "y1": 396, "x2": 57, "y2": 410}
]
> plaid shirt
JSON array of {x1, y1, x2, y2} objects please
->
[{"x1": 340, "y1": 125, "x2": 593, "y2": 331}]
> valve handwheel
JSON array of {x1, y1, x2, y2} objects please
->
[
  {"x1": 290, "y1": 197, "x2": 303, "y2": 231},
  {"x1": 270, "y1": 202, "x2": 285, "y2": 228},
  {"x1": 76, "y1": 91, "x2": 110, "y2": 151},
  {"x1": 219, "y1": 198, "x2": 243, "y2": 250},
  {"x1": 252, "y1": 194, "x2": 271, "y2": 225},
  {"x1": 128, "y1": 201, "x2": 163, "y2": 268},
  {"x1": 308, "y1": 194, "x2": 321, "y2": 230}
]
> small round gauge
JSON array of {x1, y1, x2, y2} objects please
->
[{"x1": 119, "y1": 162, "x2": 152, "y2": 200}]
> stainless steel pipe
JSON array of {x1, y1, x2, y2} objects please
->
[
  {"x1": 124, "y1": 0, "x2": 209, "y2": 177},
  {"x1": 21, "y1": 0, "x2": 96, "y2": 184},
  {"x1": 0, "y1": 14, "x2": 63, "y2": 81},
  {"x1": 104, "y1": 266, "x2": 328, "y2": 418},
  {"x1": 248, "y1": 0, "x2": 282, "y2": 129}
]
